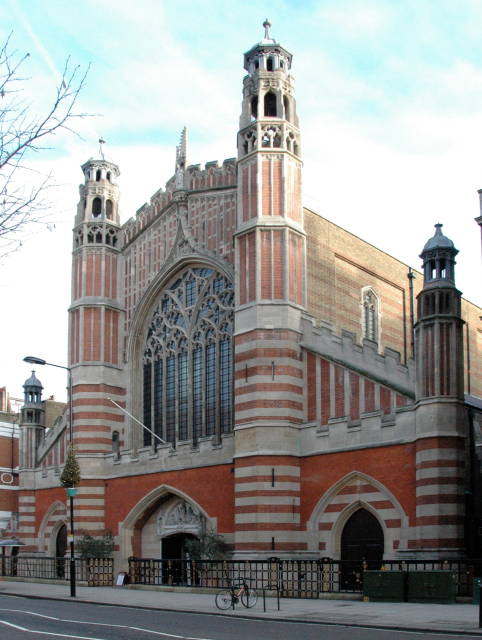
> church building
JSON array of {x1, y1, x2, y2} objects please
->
[{"x1": 15, "y1": 22, "x2": 482, "y2": 569}]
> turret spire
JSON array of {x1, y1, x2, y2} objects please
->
[
  {"x1": 175, "y1": 127, "x2": 188, "y2": 173},
  {"x1": 263, "y1": 18, "x2": 272, "y2": 40}
]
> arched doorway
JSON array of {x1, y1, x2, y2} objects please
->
[
  {"x1": 55, "y1": 524, "x2": 67, "y2": 578},
  {"x1": 340, "y1": 509, "x2": 384, "y2": 590}
]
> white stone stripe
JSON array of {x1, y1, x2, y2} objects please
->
[
  {"x1": 417, "y1": 504, "x2": 463, "y2": 516},
  {"x1": 235, "y1": 339, "x2": 302, "y2": 353},
  {"x1": 416, "y1": 484, "x2": 463, "y2": 496},
  {"x1": 17, "y1": 526, "x2": 35, "y2": 533},
  {"x1": 75, "y1": 499, "x2": 105, "y2": 506},
  {"x1": 235, "y1": 496, "x2": 300, "y2": 506},
  {"x1": 74, "y1": 391, "x2": 125, "y2": 399},
  {"x1": 235, "y1": 513, "x2": 300, "y2": 524},
  {"x1": 19, "y1": 496, "x2": 35, "y2": 503},
  {"x1": 235, "y1": 408, "x2": 302, "y2": 419},
  {"x1": 416, "y1": 468, "x2": 464, "y2": 480},
  {"x1": 234, "y1": 391, "x2": 303, "y2": 403},
  {"x1": 416, "y1": 448, "x2": 462, "y2": 462},
  {"x1": 18, "y1": 506, "x2": 36, "y2": 513},
  {"x1": 235, "y1": 481, "x2": 299, "y2": 492},
  {"x1": 76, "y1": 444, "x2": 112, "y2": 452},
  {"x1": 76, "y1": 487, "x2": 105, "y2": 495},
  {"x1": 418, "y1": 525, "x2": 460, "y2": 537},
  {"x1": 235, "y1": 465, "x2": 300, "y2": 478}
]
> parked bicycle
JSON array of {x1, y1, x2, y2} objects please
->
[{"x1": 215, "y1": 579, "x2": 258, "y2": 609}]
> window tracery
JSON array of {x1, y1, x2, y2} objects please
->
[{"x1": 143, "y1": 266, "x2": 234, "y2": 448}]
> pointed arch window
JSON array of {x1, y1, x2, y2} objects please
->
[
  {"x1": 92, "y1": 197, "x2": 102, "y2": 217},
  {"x1": 264, "y1": 92, "x2": 277, "y2": 117},
  {"x1": 143, "y1": 267, "x2": 234, "y2": 448},
  {"x1": 361, "y1": 288, "x2": 380, "y2": 343}
]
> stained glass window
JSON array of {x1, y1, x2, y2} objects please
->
[{"x1": 143, "y1": 266, "x2": 234, "y2": 446}]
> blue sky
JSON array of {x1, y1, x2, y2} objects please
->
[{"x1": 1, "y1": 0, "x2": 481, "y2": 401}]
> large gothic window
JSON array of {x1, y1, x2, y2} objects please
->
[{"x1": 143, "y1": 267, "x2": 234, "y2": 448}]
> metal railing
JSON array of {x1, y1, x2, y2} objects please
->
[
  {"x1": 2, "y1": 556, "x2": 478, "y2": 597},
  {"x1": 128, "y1": 557, "x2": 482, "y2": 598},
  {"x1": 0, "y1": 556, "x2": 114, "y2": 586}
]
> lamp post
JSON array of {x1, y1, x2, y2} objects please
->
[{"x1": 23, "y1": 356, "x2": 76, "y2": 598}]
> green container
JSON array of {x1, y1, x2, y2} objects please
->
[
  {"x1": 407, "y1": 571, "x2": 457, "y2": 604},
  {"x1": 363, "y1": 571, "x2": 407, "y2": 602},
  {"x1": 473, "y1": 578, "x2": 481, "y2": 604}
]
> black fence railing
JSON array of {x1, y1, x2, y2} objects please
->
[
  {"x1": 128, "y1": 557, "x2": 482, "y2": 598},
  {"x1": 1, "y1": 556, "x2": 479, "y2": 597},
  {"x1": 0, "y1": 556, "x2": 113, "y2": 586}
]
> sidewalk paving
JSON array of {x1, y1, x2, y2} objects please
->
[{"x1": 1, "y1": 579, "x2": 482, "y2": 635}]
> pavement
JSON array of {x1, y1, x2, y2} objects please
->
[{"x1": 1, "y1": 578, "x2": 482, "y2": 636}]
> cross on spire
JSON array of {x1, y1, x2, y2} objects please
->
[
  {"x1": 263, "y1": 18, "x2": 272, "y2": 40},
  {"x1": 98, "y1": 137, "x2": 106, "y2": 160}
]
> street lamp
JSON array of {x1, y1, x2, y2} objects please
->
[{"x1": 23, "y1": 356, "x2": 76, "y2": 598}]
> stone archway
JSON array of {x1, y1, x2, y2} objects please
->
[
  {"x1": 306, "y1": 471, "x2": 409, "y2": 558},
  {"x1": 37, "y1": 500, "x2": 67, "y2": 556},
  {"x1": 118, "y1": 485, "x2": 215, "y2": 564}
]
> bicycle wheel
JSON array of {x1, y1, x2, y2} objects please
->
[
  {"x1": 241, "y1": 588, "x2": 257, "y2": 608},
  {"x1": 215, "y1": 590, "x2": 233, "y2": 610}
]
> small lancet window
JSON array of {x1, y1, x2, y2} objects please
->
[
  {"x1": 362, "y1": 288, "x2": 380, "y2": 343},
  {"x1": 92, "y1": 197, "x2": 102, "y2": 217},
  {"x1": 264, "y1": 92, "x2": 277, "y2": 117},
  {"x1": 254, "y1": 60, "x2": 259, "y2": 70},
  {"x1": 112, "y1": 431, "x2": 120, "y2": 460},
  {"x1": 106, "y1": 172, "x2": 111, "y2": 183},
  {"x1": 267, "y1": 57, "x2": 274, "y2": 71},
  {"x1": 106, "y1": 199, "x2": 113, "y2": 219},
  {"x1": 95, "y1": 169, "x2": 101, "y2": 182}
]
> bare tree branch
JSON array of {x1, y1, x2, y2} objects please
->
[{"x1": 0, "y1": 33, "x2": 90, "y2": 257}]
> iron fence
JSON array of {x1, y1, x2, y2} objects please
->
[
  {"x1": 128, "y1": 557, "x2": 482, "y2": 598},
  {"x1": 1, "y1": 555, "x2": 478, "y2": 597},
  {"x1": 0, "y1": 556, "x2": 114, "y2": 586}
]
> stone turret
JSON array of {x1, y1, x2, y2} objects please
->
[
  {"x1": 19, "y1": 371, "x2": 44, "y2": 469},
  {"x1": 413, "y1": 223, "x2": 467, "y2": 558}
]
